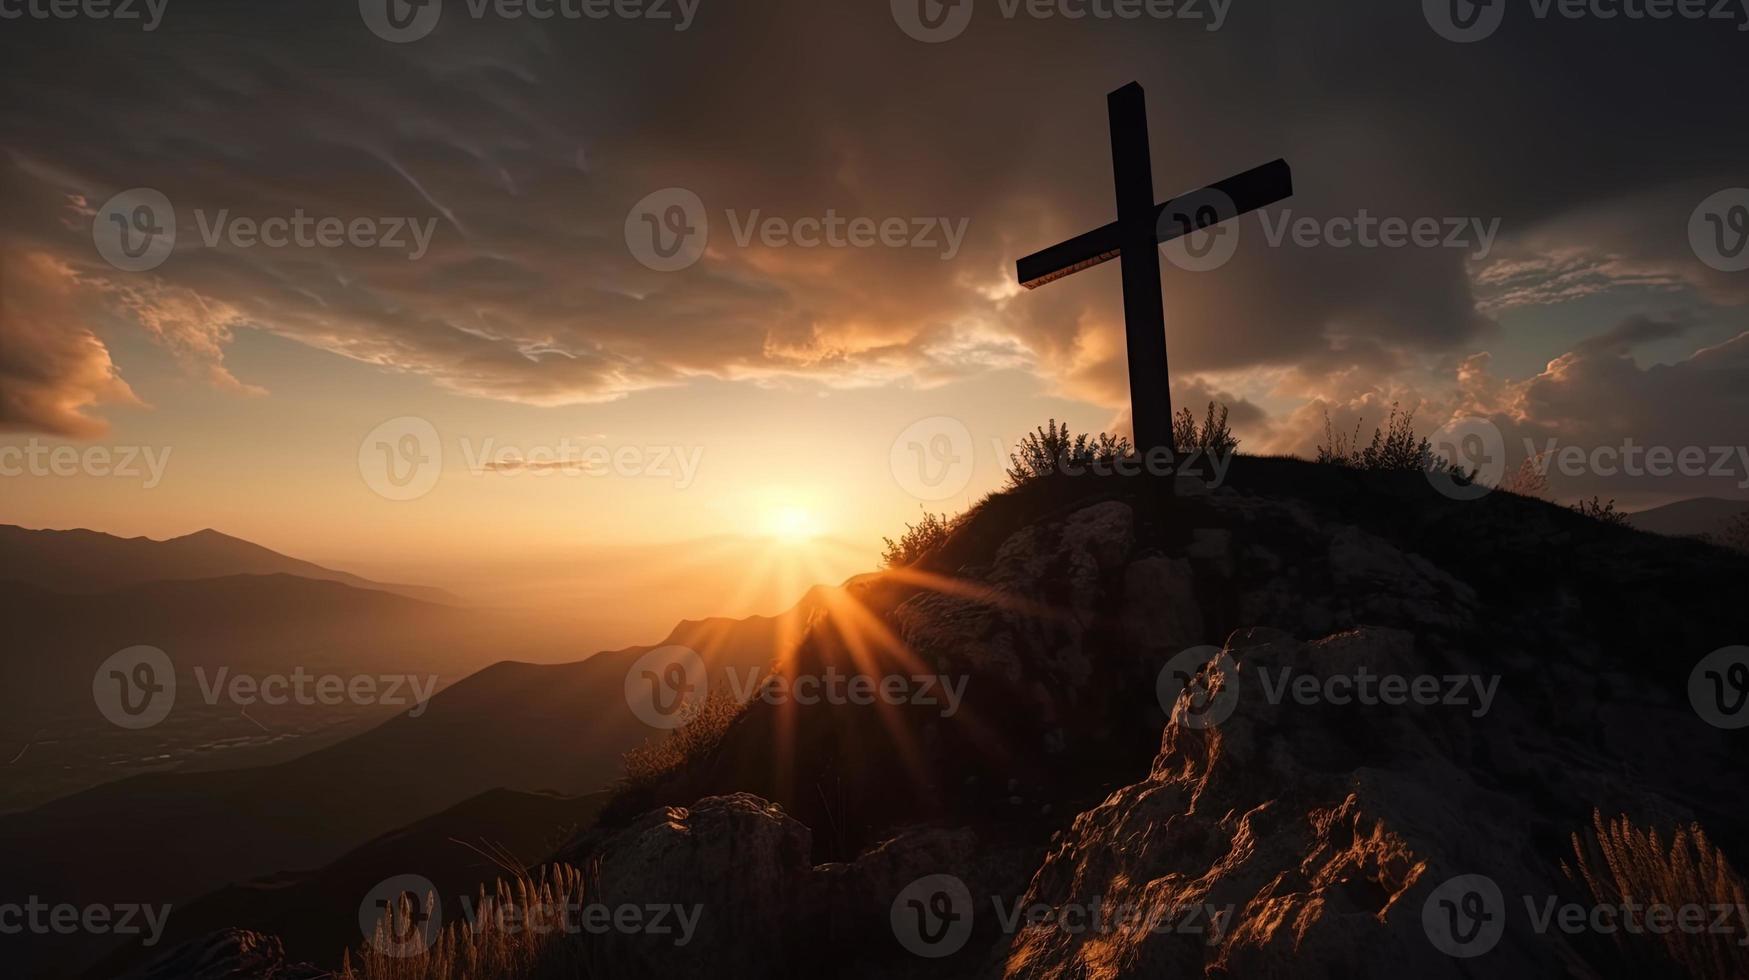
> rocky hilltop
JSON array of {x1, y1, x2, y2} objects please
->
[
  {"x1": 569, "y1": 458, "x2": 1749, "y2": 979},
  {"x1": 138, "y1": 457, "x2": 1749, "y2": 978}
]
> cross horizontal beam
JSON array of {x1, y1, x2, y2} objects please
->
[{"x1": 1016, "y1": 158, "x2": 1293, "y2": 289}]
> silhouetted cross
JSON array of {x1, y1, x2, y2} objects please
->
[{"x1": 1017, "y1": 81, "x2": 1293, "y2": 460}]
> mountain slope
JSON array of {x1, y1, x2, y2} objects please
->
[
  {"x1": 0, "y1": 524, "x2": 456, "y2": 603},
  {"x1": 1, "y1": 594, "x2": 823, "y2": 979},
  {"x1": 104, "y1": 788, "x2": 609, "y2": 979},
  {"x1": 0, "y1": 573, "x2": 508, "y2": 813}
]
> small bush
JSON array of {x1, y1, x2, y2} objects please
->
[
  {"x1": 1315, "y1": 403, "x2": 1474, "y2": 484},
  {"x1": 1501, "y1": 453, "x2": 1552, "y2": 500},
  {"x1": 1564, "y1": 811, "x2": 1749, "y2": 980},
  {"x1": 1173, "y1": 401, "x2": 1239, "y2": 458},
  {"x1": 1005, "y1": 419, "x2": 1132, "y2": 488},
  {"x1": 1317, "y1": 403, "x2": 1432, "y2": 471},
  {"x1": 881, "y1": 510, "x2": 956, "y2": 568},
  {"x1": 1572, "y1": 496, "x2": 1631, "y2": 528},
  {"x1": 1723, "y1": 510, "x2": 1749, "y2": 553}
]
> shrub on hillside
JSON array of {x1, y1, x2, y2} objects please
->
[
  {"x1": 1173, "y1": 401, "x2": 1239, "y2": 458},
  {"x1": 881, "y1": 510, "x2": 957, "y2": 568},
  {"x1": 1571, "y1": 496, "x2": 1631, "y2": 528},
  {"x1": 1315, "y1": 403, "x2": 1477, "y2": 485},
  {"x1": 1005, "y1": 419, "x2": 1132, "y2": 488},
  {"x1": 1724, "y1": 510, "x2": 1749, "y2": 553}
]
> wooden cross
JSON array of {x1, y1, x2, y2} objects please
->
[{"x1": 1017, "y1": 81, "x2": 1293, "y2": 460}]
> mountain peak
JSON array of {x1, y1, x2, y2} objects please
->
[{"x1": 562, "y1": 458, "x2": 1749, "y2": 978}]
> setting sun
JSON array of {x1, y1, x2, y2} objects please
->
[{"x1": 762, "y1": 504, "x2": 821, "y2": 542}]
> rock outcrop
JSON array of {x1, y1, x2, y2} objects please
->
[
  {"x1": 576, "y1": 462, "x2": 1749, "y2": 978},
  {"x1": 121, "y1": 929, "x2": 323, "y2": 980}
]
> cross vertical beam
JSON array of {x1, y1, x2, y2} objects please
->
[{"x1": 1107, "y1": 83, "x2": 1176, "y2": 459}]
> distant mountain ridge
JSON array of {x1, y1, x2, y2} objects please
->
[
  {"x1": 0, "y1": 524, "x2": 457, "y2": 604},
  {"x1": 1627, "y1": 496, "x2": 1747, "y2": 540}
]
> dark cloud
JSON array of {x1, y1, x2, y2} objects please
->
[{"x1": 1, "y1": 0, "x2": 1744, "y2": 434}]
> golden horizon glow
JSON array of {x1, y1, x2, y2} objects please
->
[{"x1": 760, "y1": 503, "x2": 822, "y2": 543}]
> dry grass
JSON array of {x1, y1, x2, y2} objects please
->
[
  {"x1": 1564, "y1": 811, "x2": 1749, "y2": 980},
  {"x1": 619, "y1": 688, "x2": 745, "y2": 792},
  {"x1": 339, "y1": 864, "x2": 603, "y2": 980}
]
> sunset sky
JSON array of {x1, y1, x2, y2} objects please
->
[{"x1": 3, "y1": 0, "x2": 1747, "y2": 639}]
